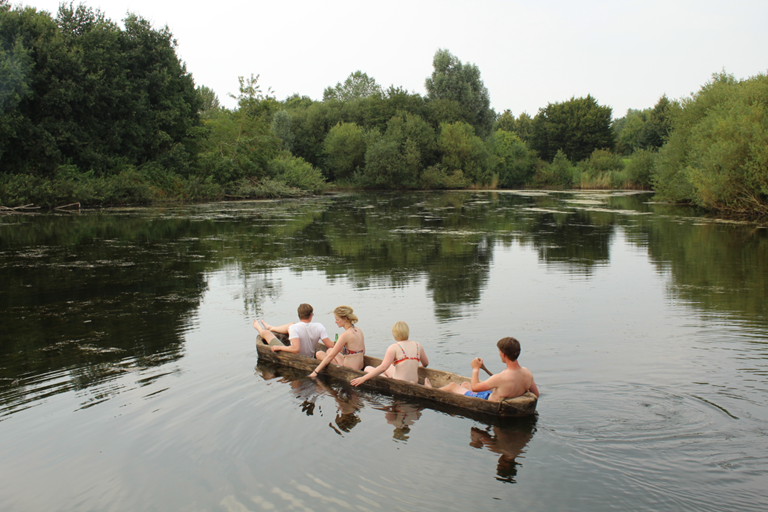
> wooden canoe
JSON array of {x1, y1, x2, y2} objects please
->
[{"x1": 256, "y1": 334, "x2": 537, "y2": 417}]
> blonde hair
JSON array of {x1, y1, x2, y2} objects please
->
[
  {"x1": 391, "y1": 321, "x2": 409, "y2": 341},
  {"x1": 334, "y1": 305, "x2": 358, "y2": 324}
]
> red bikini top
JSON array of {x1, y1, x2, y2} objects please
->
[{"x1": 392, "y1": 342, "x2": 420, "y2": 365}]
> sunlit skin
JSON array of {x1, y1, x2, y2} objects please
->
[
  {"x1": 434, "y1": 349, "x2": 539, "y2": 401},
  {"x1": 309, "y1": 314, "x2": 365, "y2": 376},
  {"x1": 350, "y1": 323, "x2": 429, "y2": 386}
]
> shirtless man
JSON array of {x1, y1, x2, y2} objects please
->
[
  {"x1": 436, "y1": 337, "x2": 539, "y2": 401},
  {"x1": 253, "y1": 303, "x2": 333, "y2": 358}
]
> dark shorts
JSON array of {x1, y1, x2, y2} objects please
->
[{"x1": 464, "y1": 390, "x2": 492, "y2": 400}]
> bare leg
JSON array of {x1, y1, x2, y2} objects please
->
[
  {"x1": 260, "y1": 319, "x2": 293, "y2": 334},
  {"x1": 438, "y1": 382, "x2": 472, "y2": 396},
  {"x1": 383, "y1": 364, "x2": 396, "y2": 378},
  {"x1": 253, "y1": 319, "x2": 276, "y2": 344}
]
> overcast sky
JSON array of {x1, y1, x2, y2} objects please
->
[{"x1": 23, "y1": 0, "x2": 768, "y2": 119}]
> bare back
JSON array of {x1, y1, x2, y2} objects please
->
[
  {"x1": 338, "y1": 325, "x2": 365, "y2": 370},
  {"x1": 390, "y1": 340, "x2": 422, "y2": 383},
  {"x1": 488, "y1": 365, "x2": 536, "y2": 401}
]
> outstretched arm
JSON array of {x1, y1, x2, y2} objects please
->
[
  {"x1": 350, "y1": 346, "x2": 396, "y2": 387},
  {"x1": 271, "y1": 337, "x2": 300, "y2": 354},
  {"x1": 309, "y1": 337, "x2": 345, "y2": 377}
]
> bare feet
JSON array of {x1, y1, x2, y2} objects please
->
[
  {"x1": 260, "y1": 319, "x2": 275, "y2": 331},
  {"x1": 424, "y1": 377, "x2": 432, "y2": 388}
]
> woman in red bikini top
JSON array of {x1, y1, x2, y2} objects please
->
[
  {"x1": 350, "y1": 321, "x2": 429, "y2": 386},
  {"x1": 309, "y1": 306, "x2": 365, "y2": 377}
]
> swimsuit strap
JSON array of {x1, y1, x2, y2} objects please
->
[
  {"x1": 342, "y1": 345, "x2": 364, "y2": 356},
  {"x1": 341, "y1": 328, "x2": 364, "y2": 356},
  {"x1": 393, "y1": 342, "x2": 420, "y2": 365}
]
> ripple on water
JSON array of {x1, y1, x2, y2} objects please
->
[{"x1": 541, "y1": 382, "x2": 768, "y2": 511}]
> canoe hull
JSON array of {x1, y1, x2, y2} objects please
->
[{"x1": 256, "y1": 335, "x2": 537, "y2": 417}]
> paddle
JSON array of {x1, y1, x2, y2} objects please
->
[{"x1": 480, "y1": 362, "x2": 493, "y2": 376}]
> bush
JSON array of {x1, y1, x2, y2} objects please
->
[
  {"x1": 267, "y1": 154, "x2": 326, "y2": 192},
  {"x1": 624, "y1": 149, "x2": 656, "y2": 189},
  {"x1": 532, "y1": 150, "x2": 573, "y2": 187},
  {"x1": 227, "y1": 178, "x2": 308, "y2": 199},
  {"x1": 654, "y1": 72, "x2": 768, "y2": 212},
  {"x1": 420, "y1": 165, "x2": 469, "y2": 189},
  {"x1": 438, "y1": 121, "x2": 492, "y2": 186},
  {"x1": 492, "y1": 130, "x2": 537, "y2": 187},
  {"x1": 323, "y1": 122, "x2": 367, "y2": 181}
]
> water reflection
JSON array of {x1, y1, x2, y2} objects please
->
[
  {"x1": 256, "y1": 363, "x2": 363, "y2": 434},
  {"x1": 469, "y1": 416, "x2": 537, "y2": 484},
  {"x1": 2, "y1": 192, "x2": 767, "y2": 418},
  {"x1": 375, "y1": 401, "x2": 423, "y2": 441}
]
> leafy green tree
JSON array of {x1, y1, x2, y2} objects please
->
[
  {"x1": 614, "y1": 96, "x2": 679, "y2": 155},
  {"x1": 654, "y1": 71, "x2": 768, "y2": 212},
  {"x1": 437, "y1": 121, "x2": 492, "y2": 185},
  {"x1": 267, "y1": 153, "x2": 325, "y2": 192},
  {"x1": 197, "y1": 85, "x2": 220, "y2": 114},
  {"x1": 0, "y1": 3, "x2": 201, "y2": 176},
  {"x1": 492, "y1": 130, "x2": 537, "y2": 187},
  {"x1": 494, "y1": 110, "x2": 516, "y2": 132},
  {"x1": 323, "y1": 71, "x2": 382, "y2": 102},
  {"x1": 624, "y1": 148, "x2": 656, "y2": 188},
  {"x1": 362, "y1": 113, "x2": 436, "y2": 188},
  {"x1": 645, "y1": 94, "x2": 677, "y2": 149},
  {"x1": 197, "y1": 75, "x2": 281, "y2": 183},
  {"x1": 529, "y1": 95, "x2": 614, "y2": 162},
  {"x1": 425, "y1": 49, "x2": 494, "y2": 136},
  {"x1": 514, "y1": 112, "x2": 533, "y2": 142},
  {"x1": 615, "y1": 108, "x2": 649, "y2": 154},
  {"x1": 270, "y1": 110, "x2": 294, "y2": 151},
  {"x1": 322, "y1": 122, "x2": 366, "y2": 181},
  {"x1": 532, "y1": 149, "x2": 574, "y2": 187}
]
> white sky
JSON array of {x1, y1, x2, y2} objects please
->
[{"x1": 22, "y1": 0, "x2": 768, "y2": 119}]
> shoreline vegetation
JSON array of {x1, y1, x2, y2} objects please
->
[{"x1": 1, "y1": 3, "x2": 766, "y2": 215}]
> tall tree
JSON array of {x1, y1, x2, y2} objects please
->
[
  {"x1": 529, "y1": 95, "x2": 614, "y2": 162},
  {"x1": 0, "y1": 3, "x2": 201, "y2": 175},
  {"x1": 323, "y1": 71, "x2": 382, "y2": 102},
  {"x1": 654, "y1": 71, "x2": 768, "y2": 213},
  {"x1": 424, "y1": 49, "x2": 494, "y2": 137}
]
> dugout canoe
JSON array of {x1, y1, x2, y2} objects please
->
[{"x1": 256, "y1": 334, "x2": 537, "y2": 417}]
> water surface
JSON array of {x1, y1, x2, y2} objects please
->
[{"x1": 1, "y1": 191, "x2": 766, "y2": 511}]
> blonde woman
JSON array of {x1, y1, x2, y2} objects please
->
[
  {"x1": 309, "y1": 306, "x2": 365, "y2": 377},
  {"x1": 350, "y1": 321, "x2": 429, "y2": 386}
]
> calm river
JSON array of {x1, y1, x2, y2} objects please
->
[{"x1": 1, "y1": 191, "x2": 767, "y2": 511}]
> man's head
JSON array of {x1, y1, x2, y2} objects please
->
[
  {"x1": 297, "y1": 303, "x2": 314, "y2": 320},
  {"x1": 497, "y1": 337, "x2": 521, "y2": 362}
]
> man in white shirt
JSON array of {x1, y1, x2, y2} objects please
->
[{"x1": 254, "y1": 303, "x2": 333, "y2": 358}]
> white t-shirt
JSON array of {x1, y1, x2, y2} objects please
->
[{"x1": 288, "y1": 322, "x2": 329, "y2": 358}]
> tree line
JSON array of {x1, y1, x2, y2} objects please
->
[{"x1": 1, "y1": 2, "x2": 766, "y2": 214}]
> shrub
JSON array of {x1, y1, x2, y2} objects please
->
[
  {"x1": 267, "y1": 154, "x2": 326, "y2": 192},
  {"x1": 624, "y1": 149, "x2": 656, "y2": 189},
  {"x1": 532, "y1": 150, "x2": 573, "y2": 187},
  {"x1": 492, "y1": 130, "x2": 537, "y2": 187}
]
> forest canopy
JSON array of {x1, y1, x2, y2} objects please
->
[{"x1": 1, "y1": 1, "x2": 766, "y2": 215}]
